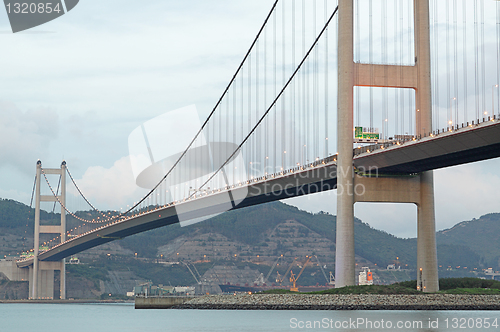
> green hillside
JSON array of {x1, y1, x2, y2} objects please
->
[
  {"x1": 437, "y1": 213, "x2": 500, "y2": 268},
  {"x1": 116, "y1": 202, "x2": 420, "y2": 268},
  {"x1": 0, "y1": 197, "x2": 498, "y2": 270}
]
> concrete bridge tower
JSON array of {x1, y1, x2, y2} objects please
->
[
  {"x1": 31, "y1": 160, "x2": 67, "y2": 299},
  {"x1": 336, "y1": 0, "x2": 438, "y2": 292}
]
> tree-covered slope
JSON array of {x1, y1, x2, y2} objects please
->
[
  {"x1": 437, "y1": 213, "x2": 500, "y2": 268},
  {"x1": 1, "y1": 197, "x2": 498, "y2": 269}
]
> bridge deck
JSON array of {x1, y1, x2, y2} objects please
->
[
  {"x1": 17, "y1": 119, "x2": 500, "y2": 267},
  {"x1": 354, "y1": 119, "x2": 500, "y2": 174}
]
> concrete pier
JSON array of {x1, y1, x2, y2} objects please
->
[
  {"x1": 135, "y1": 296, "x2": 194, "y2": 309},
  {"x1": 414, "y1": 0, "x2": 439, "y2": 293}
]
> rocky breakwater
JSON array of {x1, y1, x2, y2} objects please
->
[{"x1": 177, "y1": 294, "x2": 500, "y2": 310}]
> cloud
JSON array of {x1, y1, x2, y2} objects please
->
[
  {"x1": 0, "y1": 186, "x2": 32, "y2": 205},
  {"x1": 434, "y1": 159, "x2": 500, "y2": 230},
  {"x1": 0, "y1": 101, "x2": 59, "y2": 174},
  {"x1": 68, "y1": 156, "x2": 147, "y2": 210}
]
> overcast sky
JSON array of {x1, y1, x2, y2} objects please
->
[{"x1": 0, "y1": 0, "x2": 499, "y2": 239}]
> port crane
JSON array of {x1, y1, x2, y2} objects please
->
[
  {"x1": 313, "y1": 255, "x2": 329, "y2": 284},
  {"x1": 276, "y1": 257, "x2": 297, "y2": 285},
  {"x1": 181, "y1": 261, "x2": 202, "y2": 284},
  {"x1": 289, "y1": 256, "x2": 312, "y2": 292},
  {"x1": 265, "y1": 255, "x2": 284, "y2": 283}
]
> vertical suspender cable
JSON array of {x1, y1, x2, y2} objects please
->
[
  {"x1": 274, "y1": 7, "x2": 277, "y2": 173},
  {"x1": 369, "y1": 0, "x2": 373, "y2": 133},
  {"x1": 297, "y1": 0, "x2": 305, "y2": 165},
  {"x1": 282, "y1": 0, "x2": 286, "y2": 170},
  {"x1": 233, "y1": 71, "x2": 237, "y2": 183},
  {"x1": 303, "y1": 0, "x2": 306, "y2": 165},
  {"x1": 296, "y1": 5, "x2": 301, "y2": 166},
  {"x1": 248, "y1": 54, "x2": 252, "y2": 179},
  {"x1": 395, "y1": 0, "x2": 399, "y2": 135},
  {"x1": 226, "y1": 88, "x2": 230, "y2": 184},
  {"x1": 219, "y1": 102, "x2": 222, "y2": 185},
  {"x1": 292, "y1": 0, "x2": 296, "y2": 165},
  {"x1": 446, "y1": 0, "x2": 451, "y2": 128},
  {"x1": 400, "y1": 1, "x2": 408, "y2": 134},
  {"x1": 497, "y1": 0, "x2": 500, "y2": 117},
  {"x1": 435, "y1": 0, "x2": 440, "y2": 131},
  {"x1": 241, "y1": 68, "x2": 244, "y2": 180},
  {"x1": 256, "y1": 40, "x2": 260, "y2": 177},
  {"x1": 408, "y1": 1, "x2": 412, "y2": 135},
  {"x1": 400, "y1": 1, "x2": 405, "y2": 135},
  {"x1": 382, "y1": 0, "x2": 388, "y2": 139},
  {"x1": 311, "y1": 0, "x2": 315, "y2": 158},
  {"x1": 463, "y1": 0, "x2": 468, "y2": 124},
  {"x1": 324, "y1": 0, "x2": 328, "y2": 157},
  {"x1": 474, "y1": 0, "x2": 479, "y2": 120},
  {"x1": 264, "y1": 19, "x2": 268, "y2": 174},
  {"x1": 480, "y1": 0, "x2": 486, "y2": 120},
  {"x1": 431, "y1": 0, "x2": 436, "y2": 131},
  {"x1": 381, "y1": 0, "x2": 384, "y2": 137},
  {"x1": 454, "y1": 0, "x2": 458, "y2": 127},
  {"x1": 312, "y1": 0, "x2": 318, "y2": 160},
  {"x1": 306, "y1": 2, "x2": 310, "y2": 165},
  {"x1": 355, "y1": 0, "x2": 360, "y2": 129}
]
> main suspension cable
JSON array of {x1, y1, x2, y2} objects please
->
[
  {"x1": 66, "y1": 166, "x2": 108, "y2": 219},
  {"x1": 41, "y1": 168, "x2": 105, "y2": 224}
]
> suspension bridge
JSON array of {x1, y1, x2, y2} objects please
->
[{"x1": 6, "y1": 0, "x2": 500, "y2": 299}]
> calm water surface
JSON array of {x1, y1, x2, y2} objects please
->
[{"x1": 1, "y1": 303, "x2": 499, "y2": 331}]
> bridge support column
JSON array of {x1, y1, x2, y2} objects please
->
[
  {"x1": 336, "y1": 0, "x2": 438, "y2": 291},
  {"x1": 417, "y1": 172, "x2": 438, "y2": 292},
  {"x1": 29, "y1": 160, "x2": 67, "y2": 299},
  {"x1": 29, "y1": 267, "x2": 54, "y2": 299},
  {"x1": 335, "y1": 0, "x2": 356, "y2": 288},
  {"x1": 32, "y1": 161, "x2": 41, "y2": 299},
  {"x1": 414, "y1": 0, "x2": 438, "y2": 293},
  {"x1": 60, "y1": 161, "x2": 66, "y2": 300}
]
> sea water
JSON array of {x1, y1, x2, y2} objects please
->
[{"x1": 0, "y1": 303, "x2": 498, "y2": 331}]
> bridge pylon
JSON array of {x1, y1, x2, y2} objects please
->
[
  {"x1": 336, "y1": 0, "x2": 438, "y2": 292},
  {"x1": 30, "y1": 160, "x2": 67, "y2": 299}
]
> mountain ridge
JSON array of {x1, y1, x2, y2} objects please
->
[{"x1": 0, "y1": 198, "x2": 498, "y2": 270}]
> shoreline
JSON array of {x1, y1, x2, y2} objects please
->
[
  {"x1": 0, "y1": 299, "x2": 134, "y2": 304},
  {"x1": 175, "y1": 303, "x2": 500, "y2": 310},
  {"x1": 171, "y1": 294, "x2": 500, "y2": 311},
  {"x1": 4, "y1": 294, "x2": 500, "y2": 310}
]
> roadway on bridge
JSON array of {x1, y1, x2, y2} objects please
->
[{"x1": 17, "y1": 119, "x2": 500, "y2": 267}]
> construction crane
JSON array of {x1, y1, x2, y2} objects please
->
[
  {"x1": 329, "y1": 272, "x2": 335, "y2": 285},
  {"x1": 191, "y1": 263, "x2": 202, "y2": 280},
  {"x1": 265, "y1": 255, "x2": 284, "y2": 283},
  {"x1": 181, "y1": 261, "x2": 200, "y2": 284},
  {"x1": 276, "y1": 257, "x2": 297, "y2": 285},
  {"x1": 289, "y1": 256, "x2": 312, "y2": 292},
  {"x1": 313, "y1": 255, "x2": 330, "y2": 285}
]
